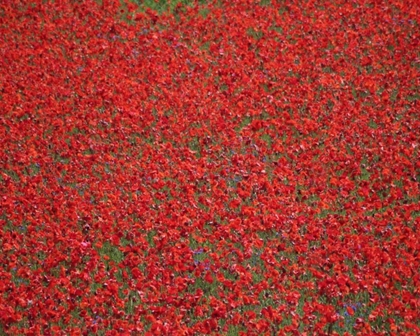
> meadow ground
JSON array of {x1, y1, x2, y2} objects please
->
[{"x1": 0, "y1": 0, "x2": 419, "y2": 335}]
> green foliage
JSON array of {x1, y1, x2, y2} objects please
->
[{"x1": 131, "y1": 0, "x2": 207, "y2": 13}]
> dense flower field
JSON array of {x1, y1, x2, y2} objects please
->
[{"x1": 1, "y1": 0, "x2": 419, "y2": 334}]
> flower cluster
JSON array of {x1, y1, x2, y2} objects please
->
[{"x1": 0, "y1": 0, "x2": 419, "y2": 334}]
